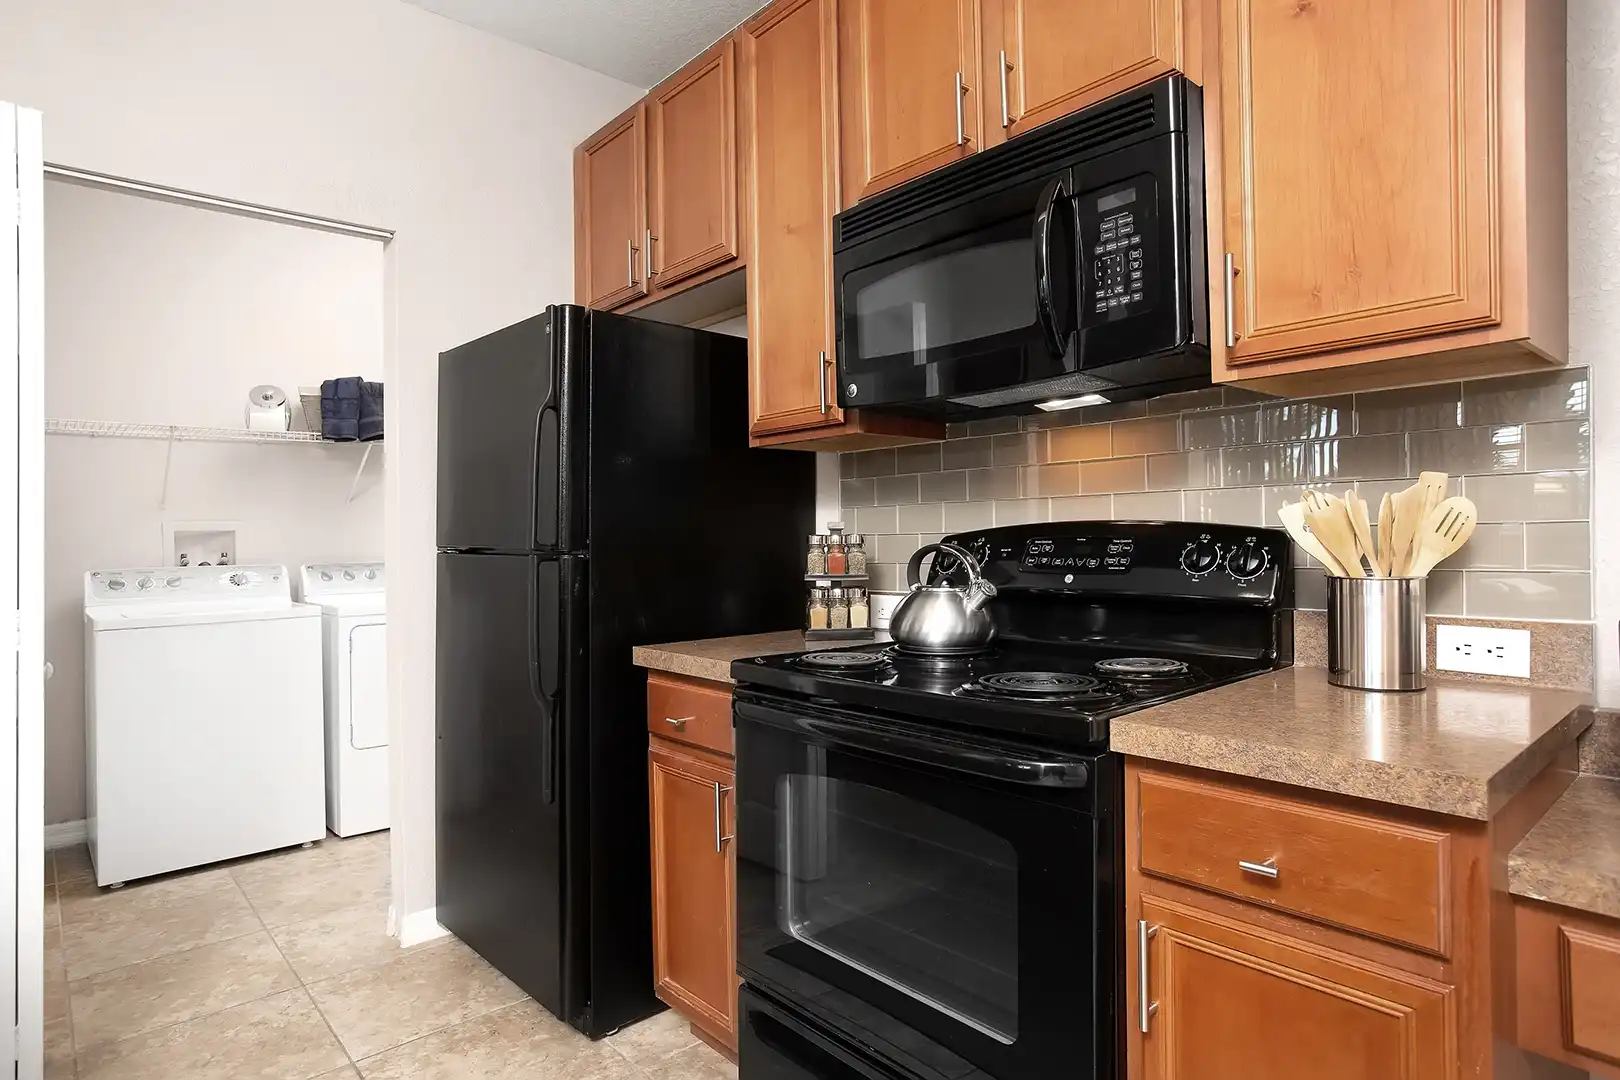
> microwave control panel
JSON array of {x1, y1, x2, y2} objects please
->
[{"x1": 1082, "y1": 181, "x2": 1155, "y2": 320}]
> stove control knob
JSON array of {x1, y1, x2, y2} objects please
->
[
  {"x1": 1179, "y1": 537, "x2": 1222, "y2": 578},
  {"x1": 1225, "y1": 539, "x2": 1271, "y2": 583}
]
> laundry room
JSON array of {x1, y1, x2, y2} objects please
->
[{"x1": 42, "y1": 174, "x2": 387, "y2": 855}]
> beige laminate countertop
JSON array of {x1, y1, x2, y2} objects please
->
[
  {"x1": 1509, "y1": 775, "x2": 1620, "y2": 919},
  {"x1": 632, "y1": 631, "x2": 817, "y2": 684},
  {"x1": 1113, "y1": 666, "x2": 1590, "y2": 820}
]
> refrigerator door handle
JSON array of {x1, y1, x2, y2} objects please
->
[{"x1": 528, "y1": 556, "x2": 559, "y2": 805}]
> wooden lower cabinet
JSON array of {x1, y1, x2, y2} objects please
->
[
  {"x1": 1140, "y1": 899, "x2": 1452, "y2": 1080},
  {"x1": 648, "y1": 736, "x2": 737, "y2": 1052},
  {"x1": 1516, "y1": 898, "x2": 1620, "y2": 1078}
]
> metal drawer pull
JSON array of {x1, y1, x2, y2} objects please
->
[
  {"x1": 663, "y1": 715, "x2": 693, "y2": 730},
  {"x1": 1239, "y1": 858, "x2": 1279, "y2": 879},
  {"x1": 713, "y1": 783, "x2": 735, "y2": 853},
  {"x1": 1138, "y1": 920, "x2": 1159, "y2": 1034}
]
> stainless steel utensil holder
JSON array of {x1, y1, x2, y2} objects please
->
[{"x1": 1326, "y1": 577, "x2": 1426, "y2": 692}]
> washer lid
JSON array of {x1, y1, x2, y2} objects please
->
[{"x1": 86, "y1": 602, "x2": 320, "y2": 630}]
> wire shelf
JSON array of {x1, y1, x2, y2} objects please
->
[{"x1": 45, "y1": 418, "x2": 329, "y2": 443}]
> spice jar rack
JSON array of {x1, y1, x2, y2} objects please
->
[{"x1": 804, "y1": 524, "x2": 876, "y2": 643}]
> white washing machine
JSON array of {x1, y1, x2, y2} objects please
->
[
  {"x1": 298, "y1": 563, "x2": 388, "y2": 836},
  {"x1": 83, "y1": 565, "x2": 326, "y2": 886}
]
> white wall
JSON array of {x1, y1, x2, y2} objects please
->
[
  {"x1": 1574, "y1": 0, "x2": 1620, "y2": 707},
  {"x1": 43, "y1": 179, "x2": 385, "y2": 824},
  {"x1": 0, "y1": 0, "x2": 641, "y2": 922}
]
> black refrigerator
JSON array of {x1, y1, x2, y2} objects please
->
[{"x1": 435, "y1": 305, "x2": 813, "y2": 1038}]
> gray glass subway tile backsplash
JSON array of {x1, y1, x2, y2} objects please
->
[{"x1": 837, "y1": 373, "x2": 1594, "y2": 619}]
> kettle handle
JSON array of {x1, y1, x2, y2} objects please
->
[{"x1": 905, "y1": 543, "x2": 997, "y2": 600}]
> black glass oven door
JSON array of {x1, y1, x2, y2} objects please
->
[
  {"x1": 735, "y1": 695, "x2": 1115, "y2": 1080},
  {"x1": 835, "y1": 174, "x2": 1078, "y2": 409}
]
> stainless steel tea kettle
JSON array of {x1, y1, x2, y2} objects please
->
[{"x1": 888, "y1": 543, "x2": 998, "y2": 653}]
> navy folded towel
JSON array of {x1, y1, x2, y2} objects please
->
[
  {"x1": 359, "y1": 381, "x2": 384, "y2": 442},
  {"x1": 321, "y1": 377, "x2": 362, "y2": 441}
]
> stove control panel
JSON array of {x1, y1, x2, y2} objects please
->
[{"x1": 941, "y1": 522, "x2": 1293, "y2": 606}]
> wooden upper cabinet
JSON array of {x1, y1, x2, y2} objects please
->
[
  {"x1": 1214, "y1": 0, "x2": 1518, "y2": 378},
  {"x1": 990, "y1": 0, "x2": 1181, "y2": 145},
  {"x1": 742, "y1": 0, "x2": 844, "y2": 437},
  {"x1": 648, "y1": 40, "x2": 742, "y2": 289},
  {"x1": 649, "y1": 740, "x2": 737, "y2": 1050},
  {"x1": 840, "y1": 0, "x2": 980, "y2": 201},
  {"x1": 575, "y1": 103, "x2": 648, "y2": 310},
  {"x1": 1140, "y1": 900, "x2": 1453, "y2": 1080}
]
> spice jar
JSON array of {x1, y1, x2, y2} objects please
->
[
  {"x1": 828, "y1": 588, "x2": 850, "y2": 630},
  {"x1": 849, "y1": 588, "x2": 870, "y2": 629},
  {"x1": 845, "y1": 533, "x2": 868, "y2": 576},
  {"x1": 807, "y1": 588, "x2": 830, "y2": 631},
  {"x1": 806, "y1": 534, "x2": 827, "y2": 576},
  {"x1": 826, "y1": 533, "x2": 848, "y2": 576}
]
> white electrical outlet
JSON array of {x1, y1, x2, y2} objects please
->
[{"x1": 1435, "y1": 624, "x2": 1531, "y2": 679}]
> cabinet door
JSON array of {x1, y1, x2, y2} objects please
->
[
  {"x1": 1138, "y1": 900, "x2": 1452, "y2": 1080},
  {"x1": 648, "y1": 40, "x2": 741, "y2": 289},
  {"x1": 1217, "y1": 0, "x2": 1498, "y2": 365},
  {"x1": 649, "y1": 741, "x2": 737, "y2": 1049},
  {"x1": 995, "y1": 0, "x2": 1179, "y2": 142},
  {"x1": 574, "y1": 103, "x2": 647, "y2": 310},
  {"x1": 841, "y1": 0, "x2": 980, "y2": 201},
  {"x1": 742, "y1": 0, "x2": 844, "y2": 436}
]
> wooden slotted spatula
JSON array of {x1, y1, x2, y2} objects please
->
[
  {"x1": 1277, "y1": 502, "x2": 1350, "y2": 577},
  {"x1": 1406, "y1": 497, "x2": 1478, "y2": 578},
  {"x1": 1376, "y1": 492, "x2": 1395, "y2": 576},
  {"x1": 1345, "y1": 490, "x2": 1378, "y2": 577},
  {"x1": 1301, "y1": 490, "x2": 1365, "y2": 577}
]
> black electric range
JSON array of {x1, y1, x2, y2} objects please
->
[{"x1": 729, "y1": 521, "x2": 1294, "y2": 1080}]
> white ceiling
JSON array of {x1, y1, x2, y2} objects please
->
[{"x1": 400, "y1": 0, "x2": 766, "y2": 87}]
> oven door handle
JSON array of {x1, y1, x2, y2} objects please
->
[
  {"x1": 1033, "y1": 174, "x2": 1075, "y2": 358},
  {"x1": 786, "y1": 712, "x2": 1091, "y2": 789}
]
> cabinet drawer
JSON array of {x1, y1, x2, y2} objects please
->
[
  {"x1": 647, "y1": 672, "x2": 734, "y2": 757},
  {"x1": 1137, "y1": 770, "x2": 1450, "y2": 955}
]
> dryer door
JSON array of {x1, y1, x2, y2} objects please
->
[{"x1": 347, "y1": 621, "x2": 387, "y2": 750}]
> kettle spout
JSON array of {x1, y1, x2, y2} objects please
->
[{"x1": 964, "y1": 578, "x2": 997, "y2": 614}]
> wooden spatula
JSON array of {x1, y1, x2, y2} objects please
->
[
  {"x1": 1345, "y1": 490, "x2": 1378, "y2": 577},
  {"x1": 1406, "y1": 497, "x2": 1478, "y2": 577},
  {"x1": 1301, "y1": 490, "x2": 1365, "y2": 577},
  {"x1": 1376, "y1": 492, "x2": 1394, "y2": 576},
  {"x1": 1277, "y1": 502, "x2": 1349, "y2": 577},
  {"x1": 1387, "y1": 481, "x2": 1427, "y2": 576}
]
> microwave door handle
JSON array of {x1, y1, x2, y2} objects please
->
[{"x1": 1033, "y1": 175, "x2": 1073, "y2": 357}]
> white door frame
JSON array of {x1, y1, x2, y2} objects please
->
[{"x1": 5, "y1": 100, "x2": 45, "y2": 1080}]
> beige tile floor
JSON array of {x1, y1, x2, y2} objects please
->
[{"x1": 45, "y1": 834, "x2": 738, "y2": 1080}]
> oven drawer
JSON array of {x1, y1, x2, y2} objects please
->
[
  {"x1": 1136, "y1": 769, "x2": 1451, "y2": 955},
  {"x1": 647, "y1": 672, "x2": 734, "y2": 757}
]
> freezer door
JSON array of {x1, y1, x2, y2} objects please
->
[
  {"x1": 435, "y1": 551, "x2": 587, "y2": 1024},
  {"x1": 435, "y1": 307, "x2": 588, "y2": 552}
]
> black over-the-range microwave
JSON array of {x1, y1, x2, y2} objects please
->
[{"x1": 832, "y1": 75, "x2": 1209, "y2": 420}]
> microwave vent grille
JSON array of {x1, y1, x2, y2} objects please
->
[
  {"x1": 948, "y1": 371, "x2": 1122, "y2": 410},
  {"x1": 838, "y1": 92, "x2": 1162, "y2": 246}
]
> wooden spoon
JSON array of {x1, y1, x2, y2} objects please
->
[
  {"x1": 1405, "y1": 497, "x2": 1478, "y2": 578},
  {"x1": 1376, "y1": 492, "x2": 1395, "y2": 576},
  {"x1": 1277, "y1": 502, "x2": 1349, "y2": 577},
  {"x1": 1345, "y1": 490, "x2": 1378, "y2": 577},
  {"x1": 1301, "y1": 490, "x2": 1365, "y2": 577}
]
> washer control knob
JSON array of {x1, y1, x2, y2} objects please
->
[
  {"x1": 320, "y1": 571, "x2": 333, "y2": 581},
  {"x1": 135, "y1": 576, "x2": 154, "y2": 590},
  {"x1": 342, "y1": 570, "x2": 356, "y2": 581},
  {"x1": 165, "y1": 576, "x2": 182, "y2": 589},
  {"x1": 364, "y1": 569, "x2": 378, "y2": 581},
  {"x1": 106, "y1": 578, "x2": 126, "y2": 592}
]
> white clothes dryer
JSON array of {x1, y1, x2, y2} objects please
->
[
  {"x1": 83, "y1": 565, "x2": 325, "y2": 886},
  {"x1": 298, "y1": 563, "x2": 388, "y2": 836}
]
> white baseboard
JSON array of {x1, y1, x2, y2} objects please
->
[
  {"x1": 397, "y1": 906, "x2": 449, "y2": 949},
  {"x1": 44, "y1": 820, "x2": 86, "y2": 850}
]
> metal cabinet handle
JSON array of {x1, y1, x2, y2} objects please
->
[
  {"x1": 713, "y1": 783, "x2": 734, "y2": 852},
  {"x1": 955, "y1": 71, "x2": 969, "y2": 146},
  {"x1": 999, "y1": 51, "x2": 1012, "y2": 128},
  {"x1": 1224, "y1": 253, "x2": 1238, "y2": 348},
  {"x1": 1239, "y1": 857, "x2": 1279, "y2": 879},
  {"x1": 1138, "y1": 920, "x2": 1159, "y2": 1034},
  {"x1": 645, "y1": 229, "x2": 657, "y2": 279},
  {"x1": 663, "y1": 715, "x2": 693, "y2": 730},
  {"x1": 818, "y1": 351, "x2": 830, "y2": 415}
]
